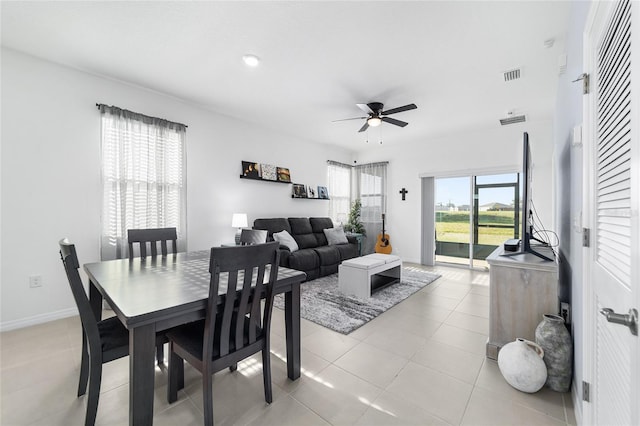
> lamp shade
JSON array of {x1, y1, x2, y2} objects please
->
[
  {"x1": 367, "y1": 117, "x2": 382, "y2": 127},
  {"x1": 231, "y1": 213, "x2": 248, "y2": 228}
]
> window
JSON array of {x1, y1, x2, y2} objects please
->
[
  {"x1": 99, "y1": 105, "x2": 187, "y2": 260},
  {"x1": 328, "y1": 160, "x2": 388, "y2": 254},
  {"x1": 354, "y1": 162, "x2": 387, "y2": 224},
  {"x1": 327, "y1": 161, "x2": 351, "y2": 225}
]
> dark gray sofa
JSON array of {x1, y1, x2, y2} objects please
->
[{"x1": 253, "y1": 217, "x2": 358, "y2": 281}]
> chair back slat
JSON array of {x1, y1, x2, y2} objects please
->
[
  {"x1": 59, "y1": 239, "x2": 102, "y2": 351},
  {"x1": 127, "y1": 227, "x2": 178, "y2": 260},
  {"x1": 203, "y1": 242, "x2": 280, "y2": 363}
]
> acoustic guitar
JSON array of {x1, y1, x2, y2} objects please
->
[{"x1": 375, "y1": 213, "x2": 392, "y2": 254}]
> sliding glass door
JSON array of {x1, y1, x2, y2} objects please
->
[{"x1": 435, "y1": 173, "x2": 519, "y2": 268}]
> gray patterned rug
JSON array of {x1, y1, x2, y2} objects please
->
[{"x1": 274, "y1": 267, "x2": 440, "y2": 335}]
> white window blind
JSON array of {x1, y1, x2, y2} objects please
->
[
  {"x1": 327, "y1": 161, "x2": 352, "y2": 225},
  {"x1": 99, "y1": 105, "x2": 187, "y2": 260},
  {"x1": 596, "y1": 0, "x2": 632, "y2": 287}
]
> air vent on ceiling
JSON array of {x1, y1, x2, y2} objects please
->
[
  {"x1": 503, "y1": 68, "x2": 521, "y2": 82},
  {"x1": 500, "y1": 114, "x2": 526, "y2": 126}
]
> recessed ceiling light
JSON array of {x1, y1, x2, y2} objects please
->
[{"x1": 242, "y1": 54, "x2": 260, "y2": 67}]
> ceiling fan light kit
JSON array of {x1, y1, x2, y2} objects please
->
[
  {"x1": 334, "y1": 101, "x2": 417, "y2": 133},
  {"x1": 367, "y1": 117, "x2": 382, "y2": 127}
]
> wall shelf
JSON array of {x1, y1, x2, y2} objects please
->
[
  {"x1": 291, "y1": 196, "x2": 330, "y2": 200},
  {"x1": 239, "y1": 175, "x2": 291, "y2": 184}
]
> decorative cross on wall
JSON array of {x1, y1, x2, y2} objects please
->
[{"x1": 399, "y1": 188, "x2": 408, "y2": 201}]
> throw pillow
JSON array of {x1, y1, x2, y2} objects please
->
[
  {"x1": 323, "y1": 226, "x2": 348, "y2": 245},
  {"x1": 272, "y1": 230, "x2": 299, "y2": 252}
]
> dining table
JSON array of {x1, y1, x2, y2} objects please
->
[{"x1": 83, "y1": 249, "x2": 306, "y2": 426}]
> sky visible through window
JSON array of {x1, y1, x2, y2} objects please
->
[{"x1": 436, "y1": 173, "x2": 518, "y2": 207}]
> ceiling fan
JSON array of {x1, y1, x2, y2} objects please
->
[{"x1": 333, "y1": 102, "x2": 417, "y2": 132}]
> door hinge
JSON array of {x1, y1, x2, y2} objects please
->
[
  {"x1": 583, "y1": 381, "x2": 590, "y2": 402},
  {"x1": 573, "y1": 73, "x2": 590, "y2": 94},
  {"x1": 582, "y1": 228, "x2": 590, "y2": 247}
]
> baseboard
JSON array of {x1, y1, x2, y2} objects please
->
[{"x1": 0, "y1": 307, "x2": 78, "y2": 332}]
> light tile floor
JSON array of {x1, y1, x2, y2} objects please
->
[{"x1": 0, "y1": 263, "x2": 577, "y2": 425}]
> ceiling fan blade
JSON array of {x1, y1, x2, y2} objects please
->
[
  {"x1": 356, "y1": 103, "x2": 375, "y2": 114},
  {"x1": 382, "y1": 116, "x2": 409, "y2": 127},
  {"x1": 331, "y1": 116, "x2": 368, "y2": 122},
  {"x1": 381, "y1": 103, "x2": 417, "y2": 115},
  {"x1": 358, "y1": 121, "x2": 370, "y2": 132}
]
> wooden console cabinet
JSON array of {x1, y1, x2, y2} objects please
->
[{"x1": 485, "y1": 246, "x2": 559, "y2": 360}]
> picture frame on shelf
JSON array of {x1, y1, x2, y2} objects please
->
[
  {"x1": 260, "y1": 163, "x2": 277, "y2": 181},
  {"x1": 318, "y1": 186, "x2": 329, "y2": 199},
  {"x1": 242, "y1": 161, "x2": 261, "y2": 179},
  {"x1": 292, "y1": 183, "x2": 307, "y2": 198},
  {"x1": 277, "y1": 167, "x2": 291, "y2": 182},
  {"x1": 307, "y1": 185, "x2": 316, "y2": 198}
]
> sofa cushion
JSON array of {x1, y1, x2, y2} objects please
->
[
  {"x1": 310, "y1": 217, "x2": 334, "y2": 233},
  {"x1": 288, "y1": 249, "x2": 319, "y2": 272},
  {"x1": 253, "y1": 218, "x2": 291, "y2": 241},
  {"x1": 324, "y1": 226, "x2": 348, "y2": 245},
  {"x1": 273, "y1": 230, "x2": 299, "y2": 252},
  {"x1": 288, "y1": 218, "x2": 313, "y2": 235},
  {"x1": 293, "y1": 234, "x2": 318, "y2": 249},
  {"x1": 313, "y1": 245, "x2": 341, "y2": 266},
  {"x1": 310, "y1": 217, "x2": 333, "y2": 245},
  {"x1": 335, "y1": 243, "x2": 358, "y2": 261},
  {"x1": 287, "y1": 218, "x2": 318, "y2": 249}
]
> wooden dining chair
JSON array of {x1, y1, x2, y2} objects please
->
[
  {"x1": 166, "y1": 242, "x2": 280, "y2": 426},
  {"x1": 127, "y1": 227, "x2": 178, "y2": 260},
  {"x1": 239, "y1": 228, "x2": 268, "y2": 245},
  {"x1": 127, "y1": 227, "x2": 178, "y2": 365},
  {"x1": 59, "y1": 239, "x2": 163, "y2": 426}
]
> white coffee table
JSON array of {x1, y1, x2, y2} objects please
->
[{"x1": 338, "y1": 253, "x2": 402, "y2": 299}]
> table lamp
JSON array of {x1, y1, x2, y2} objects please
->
[{"x1": 232, "y1": 213, "x2": 248, "y2": 245}]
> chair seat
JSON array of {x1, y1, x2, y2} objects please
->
[
  {"x1": 97, "y1": 317, "x2": 129, "y2": 352},
  {"x1": 98, "y1": 316, "x2": 167, "y2": 353},
  {"x1": 167, "y1": 317, "x2": 264, "y2": 361}
]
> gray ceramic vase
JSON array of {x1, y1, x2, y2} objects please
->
[{"x1": 535, "y1": 314, "x2": 572, "y2": 392}]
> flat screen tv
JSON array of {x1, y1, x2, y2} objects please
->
[{"x1": 502, "y1": 132, "x2": 554, "y2": 261}]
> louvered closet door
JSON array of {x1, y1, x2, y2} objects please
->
[{"x1": 585, "y1": 0, "x2": 639, "y2": 424}]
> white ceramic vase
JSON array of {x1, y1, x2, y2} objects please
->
[{"x1": 498, "y1": 338, "x2": 547, "y2": 393}]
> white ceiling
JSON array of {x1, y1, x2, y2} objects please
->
[{"x1": 1, "y1": 1, "x2": 571, "y2": 151}]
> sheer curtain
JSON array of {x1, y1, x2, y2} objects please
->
[
  {"x1": 327, "y1": 161, "x2": 352, "y2": 225},
  {"x1": 99, "y1": 105, "x2": 187, "y2": 260},
  {"x1": 352, "y1": 161, "x2": 388, "y2": 254}
]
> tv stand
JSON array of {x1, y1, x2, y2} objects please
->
[
  {"x1": 500, "y1": 227, "x2": 555, "y2": 262},
  {"x1": 486, "y1": 246, "x2": 559, "y2": 360}
]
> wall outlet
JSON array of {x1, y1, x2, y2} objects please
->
[
  {"x1": 561, "y1": 302, "x2": 571, "y2": 325},
  {"x1": 29, "y1": 275, "x2": 43, "y2": 288}
]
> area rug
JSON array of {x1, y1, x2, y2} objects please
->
[{"x1": 274, "y1": 267, "x2": 441, "y2": 335}]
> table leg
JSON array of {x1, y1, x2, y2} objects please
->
[
  {"x1": 284, "y1": 284, "x2": 301, "y2": 380},
  {"x1": 129, "y1": 324, "x2": 156, "y2": 426}
]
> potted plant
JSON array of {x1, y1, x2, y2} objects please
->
[{"x1": 344, "y1": 198, "x2": 366, "y2": 236}]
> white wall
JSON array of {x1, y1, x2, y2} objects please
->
[
  {"x1": 353, "y1": 121, "x2": 555, "y2": 263},
  {"x1": 0, "y1": 48, "x2": 352, "y2": 330}
]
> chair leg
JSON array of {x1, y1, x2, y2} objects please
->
[
  {"x1": 167, "y1": 342, "x2": 184, "y2": 403},
  {"x1": 261, "y1": 346, "x2": 273, "y2": 404},
  {"x1": 77, "y1": 333, "x2": 89, "y2": 397},
  {"x1": 202, "y1": 373, "x2": 214, "y2": 426},
  {"x1": 85, "y1": 354, "x2": 102, "y2": 426},
  {"x1": 156, "y1": 342, "x2": 165, "y2": 367}
]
